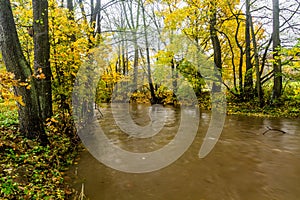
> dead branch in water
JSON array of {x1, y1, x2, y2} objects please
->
[{"x1": 262, "y1": 126, "x2": 286, "y2": 135}]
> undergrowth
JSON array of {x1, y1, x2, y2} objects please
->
[
  {"x1": 226, "y1": 94, "x2": 300, "y2": 118},
  {"x1": 0, "y1": 101, "x2": 80, "y2": 199}
]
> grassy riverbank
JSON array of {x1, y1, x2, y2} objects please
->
[
  {"x1": 198, "y1": 92, "x2": 300, "y2": 118},
  {"x1": 227, "y1": 101, "x2": 300, "y2": 118}
]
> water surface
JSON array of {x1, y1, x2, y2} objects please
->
[{"x1": 69, "y1": 104, "x2": 300, "y2": 200}]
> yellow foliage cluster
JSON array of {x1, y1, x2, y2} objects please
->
[
  {"x1": 0, "y1": 70, "x2": 27, "y2": 106},
  {"x1": 48, "y1": 0, "x2": 98, "y2": 112},
  {"x1": 159, "y1": 0, "x2": 267, "y2": 86},
  {"x1": 6, "y1": 0, "x2": 102, "y2": 113},
  {"x1": 13, "y1": 1, "x2": 34, "y2": 66}
]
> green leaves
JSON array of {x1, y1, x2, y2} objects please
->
[{"x1": 0, "y1": 101, "x2": 18, "y2": 128}]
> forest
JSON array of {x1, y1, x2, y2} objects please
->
[{"x1": 0, "y1": 0, "x2": 300, "y2": 199}]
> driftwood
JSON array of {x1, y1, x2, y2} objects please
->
[
  {"x1": 262, "y1": 126, "x2": 286, "y2": 135},
  {"x1": 94, "y1": 103, "x2": 103, "y2": 118}
]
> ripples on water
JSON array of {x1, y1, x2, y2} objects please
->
[{"x1": 70, "y1": 104, "x2": 300, "y2": 200}]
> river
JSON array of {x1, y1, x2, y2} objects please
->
[{"x1": 68, "y1": 103, "x2": 300, "y2": 200}]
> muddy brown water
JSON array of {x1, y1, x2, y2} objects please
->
[{"x1": 68, "y1": 104, "x2": 300, "y2": 200}]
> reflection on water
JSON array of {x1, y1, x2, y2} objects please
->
[{"x1": 69, "y1": 104, "x2": 300, "y2": 200}]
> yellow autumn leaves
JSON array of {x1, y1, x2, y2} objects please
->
[{"x1": 0, "y1": 70, "x2": 28, "y2": 106}]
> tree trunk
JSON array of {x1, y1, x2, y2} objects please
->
[
  {"x1": 141, "y1": 1, "x2": 157, "y2": 103},
  {"x1": 90, "y1": 0, "x2": 94, "y2": 24},
  {"x1": 0, "y1": 0, "x2": 47, "y2": 143},
  {"x1": 272, "y1": 0, "x2": 282, "y2": 100},
  {"x1": 171, "y1": 59, "x2": 178, "y2": 93},
  {"x1": 209, "y1": 1, "x2": 222, "y2": 92},
  {"x1": 33, "y1": 0, "x2": 52, "y2": 121},
  {"x1": 121, "y1": 42, "x2": 126, "y2": 75},
  {"x1": 250, "y1": 14, "x2": 263, "y2": 106},
  {"x1": 234, "y1": 17, "x2": 244, "y2": 96},
  {"x1": 122, "y1": 0, "x2": 140, "y2": 92},
  {"x1": 133, "y1": 39, "x2": 139, "y2": 92},
  {"x1": 91, "y1": 0, "x2": 102, "y2": 34},
  {"x1": 244, "y1": 0, "x2": 253, "y2": 99},
  {"x1": 67, "y1": 0, "x2": 74, "y2": 16},
  {"x1": 209, "y1": 2, "x2": 222, "y2": 72}
]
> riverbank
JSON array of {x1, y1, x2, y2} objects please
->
[
  {"x1": 227, "y1": 101, "x2": 300, "y2": 118},
  {"x1": 197, "y1": 94, "x2": 300, "y2": 118},
  {"x1": 0, "y1": 102, "x2": 80, "y2": 199}
]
